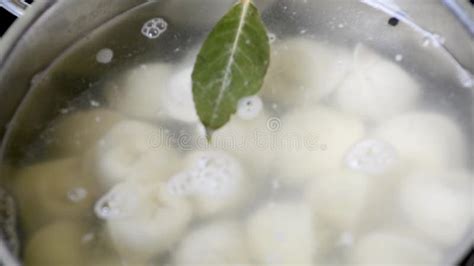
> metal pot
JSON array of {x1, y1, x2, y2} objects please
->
[{"x1": 0, "y1": 0, "x2": 472, "y2": 265}]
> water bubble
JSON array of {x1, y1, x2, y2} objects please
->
[
  {"x1": 237, "y1": 95, "x2": 263, "y2": 120},
  {"x1": 141, "y1": 17, "x2": 168, "y2": 39},
  {"x1": 345, "y1": 139, "x2": 398, "y2": 175},
  {"x1": 168, "y1": 152, "x2": 242, "y2": 198},
  {"x1": 192, "y1": 154, "x2": 240, "y2": 197},
  {"x1": 268, "y1": 33, "x2": 276, "y2": 43},
  {"x1": 94, "y1": 182, "x2": 143, "y2": 220},
  {"x1": 167, "y1": 172, "x2": 196, "y2": 196},
  {"x1": 96, "y1": 48, "x2": 114, "y2": 64},
  {"x1": 81, "y1": 233, "x2": 95, "y2": 244},
  {"x1": 67, "y1": 187, "x2": 88, "y2": 203},
  {"x1": 148, "y1": 28, "x2": 160, "y2": 37},
  {"x1": 90, "y1": 100, "x2": 100, "y2": 107},
  {"x1": 395, "y1": 54, "x2": 403, "y2": 62},
  {"x1": 60, "y1": 108, "x2": 70, "y2": 114}
]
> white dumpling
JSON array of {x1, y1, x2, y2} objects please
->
[
  {"x1": 306, "y1": 171, "x2": 371, "y2": 230},
  {"x1": 246, "y1": 202, "x2": 317, "y2": 265},
  {"x1": 14, "y1": 158, "x2": 98, "y2": 233},
  {"x1": 335, "y1": 44, "x2": 420, "y2": 120},
  {"x1": 45, "y1": 108, "x2": 124, "y2": 156},
  {"x1": 106, "y1": 63, "x2": 172, "y2": 120},
  {"x1": 174, "y1": 221, "x2": 251, "y2": 265},
  {"x1": 93, "y1": 120, "x2": 179, "y2": 188},
  {"x1": 273, "y1": 106, "x2": 365, "y2": 185},
  {"x1": 24, "y1": 221, "x2": 87, "y2": 266},
  {"x1": 97, "y1": 181, "x2": 192, "y2": 263},
  {"x1": 399, "y1": 171, "x2": 473, "y2": 246},
  {"x1": 350, "y1": 231, "x2": 441, "y2": 265},
  {"x1": 162, "y1": 0, "x2": 275, "y2": 29},
  {"x1": 374, "y1": 112, "x2": 467, "y2": 170},
  {"x1": 167, "y1": 150, "x2": 250, "y2": 217},
  {"x1": 262, "y1": 38, "x2": 352, "y2": 106},
  {"x1": 212, "y1": 111, "x2": 275, "y2": 178},
  {"x1": 160, "y1": 66, "x2": 199, "y2": 123}
]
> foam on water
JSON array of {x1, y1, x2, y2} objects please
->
[
  {"x1": 67, "y1": 187, "x2": 88, "y2": 203},
  {"x1": 345, "y1": 138, "x2": 398, "y2": 175},
  {"x1": 141, "y1": 17, "x2": 168, "y2": 39},
  {"x1": 96, "y1": 48, "x2": 114, "y2": 64},
  {"x1": 167, "y1": 152, "x2": 242, "y2": 198}
]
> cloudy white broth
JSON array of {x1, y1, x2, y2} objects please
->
[{"x1": 1, "y1": 1, "x2": 472, "y2": 265}]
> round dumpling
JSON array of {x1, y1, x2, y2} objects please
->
[
  {"x1": 92, "y1": 120, "x2": 179, "y2": 188},
  {"x1": 174, "y1": 221, "x2": 251, "y2": 265},
  {"x1": 399, "y1": 171, "x2": 473, "y2": 246},
  {"x1": 167, "y1": 150, "x2": 251, "y2": 217},
  {"x1": 273, "y1": 106, "x2": 365, "y2": 185},
  {"x1": 262, "y1": 38, "x2": 352, "y2": 106},
  {"x1": 44, "y1": 108, "x2": 124, "y2": 156},
  {"x1": 306, "y1": 171, "x2": 371, "y2": 230},
  {"x1": 162, "y1": 0, "x2": 275, "y2": 29},
  {"x1": 96, "y1": 181, "x2": 192, "y2": 263},
  {"x1": 374, "y1": 112, "x2": 467, "y2": 171},
  {"x1": 160, "y1": 66, "x2": 199, "y2": 123},
  {"x1": 14, "y1": 158, "x2": 98, "y2": 233},
  {"x1": 350, "y1": 231, "x2": 441, "y2": 265},
  {"x1": 24, "y1": 221, "x2": 88, "y2": 266},
  {"x1": 335, "y1": 44, "x2": 420, "y2": 120},
  {"x1": 212, "y1": 111, "x2": 275, "y2": 178},
  {"x1": 106, "y1": 63, "x2": 172, "y2": 120},
  {"x1": 246, "y1": 202, "x2": 317, "y2": 265}
]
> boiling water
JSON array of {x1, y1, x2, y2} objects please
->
[{"x1": 0, "y1": 1, "x2": 473, "y2": 265}]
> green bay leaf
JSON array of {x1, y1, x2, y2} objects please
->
[{"x1": 192, "y1": 0, "x2": 270, "y2": 138}]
